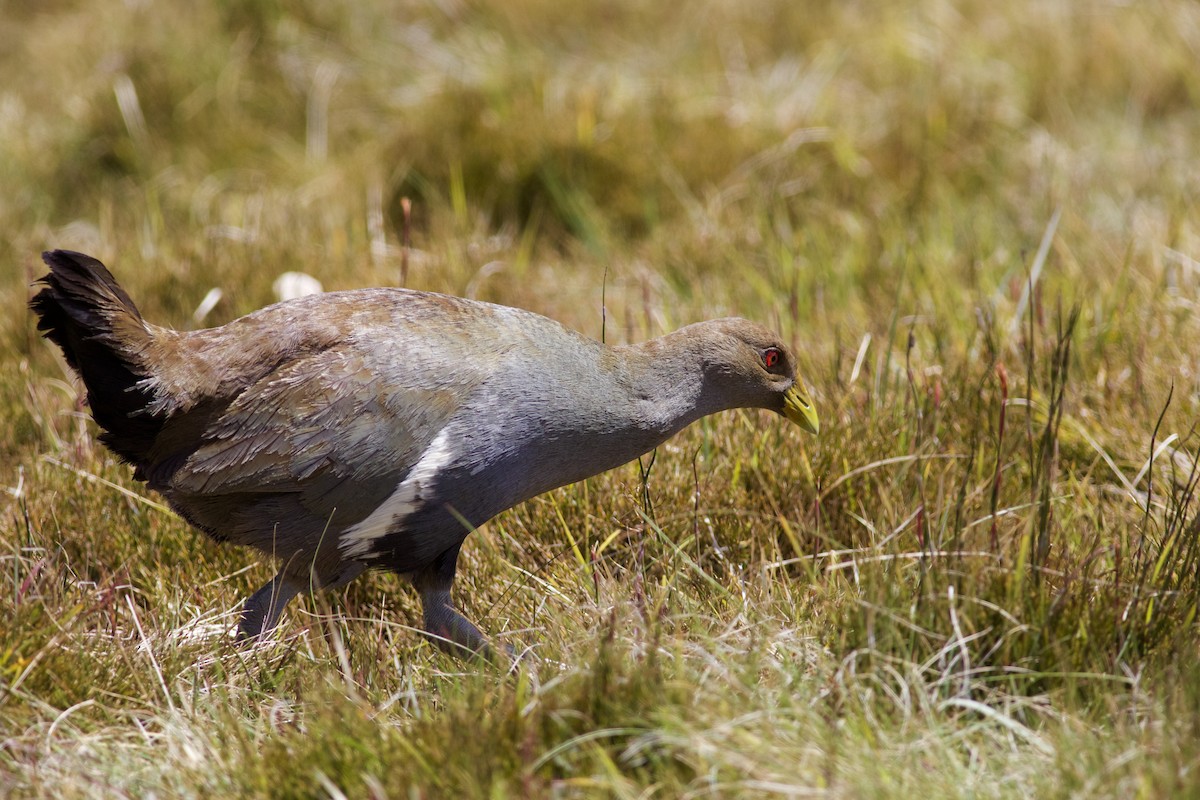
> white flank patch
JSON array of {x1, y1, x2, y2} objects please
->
[{"x1": 339, "y1": 427, "x2": 455, "y2": 559}]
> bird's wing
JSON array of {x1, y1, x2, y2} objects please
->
[{"x1": 166, "y1": 343, "x2": 473, "y2": 509}]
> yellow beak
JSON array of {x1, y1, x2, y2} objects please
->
[{"x1": 783, "y1": 383, "x2": 819, "y2": 435}]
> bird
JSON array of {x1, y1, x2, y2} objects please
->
[{"x1": 30, "y1": 249, "x2": 819, "y2": 658}]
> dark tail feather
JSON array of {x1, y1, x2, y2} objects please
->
[{"x1": 30, "y1": 250, "x2": 164, "y2": 467}]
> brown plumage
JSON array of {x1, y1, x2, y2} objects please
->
[{"x1": 31, "y1": 250, "x2": 819, "y2": 658}]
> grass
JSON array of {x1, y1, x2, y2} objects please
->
[{"x1": 3, "y1": 0, "x2": 1200, "y2": 796}]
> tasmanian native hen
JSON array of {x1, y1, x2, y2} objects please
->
[{"x1": 31, "y1": 250, "x2": 819, "y2": 658}]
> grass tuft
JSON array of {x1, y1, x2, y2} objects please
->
[{"x1": 4, "y1": 0, "x2": 1200, "y2": 796}]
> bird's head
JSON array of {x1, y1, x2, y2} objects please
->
[{"x1": 696, "y1": 318, "x2": 819, "y2": 435}]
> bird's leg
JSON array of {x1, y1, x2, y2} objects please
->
[
  {"x1": 412, "y1": 544, "x2": 502, "y2": 660},
  {"x1": 237, "y1": 569, "x2": 305, "y2": 640},
  {"x1": 238, "y1": 560, "x2": 366, "y2": 640},
  {"x1": 421, "y1": 587, "x2": 492, "y2": 658}
]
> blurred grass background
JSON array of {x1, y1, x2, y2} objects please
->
[{"x1": 3, "y1": 0, "x2": 1200, "y2": 796}]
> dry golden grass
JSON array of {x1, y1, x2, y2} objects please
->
[{"x1": 3, "y1": 0, "x2": 1200, "y2": 796}]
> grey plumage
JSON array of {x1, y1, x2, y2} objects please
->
[{"x1": 30, "y1": 249, "x2": 818, "y2": 658}]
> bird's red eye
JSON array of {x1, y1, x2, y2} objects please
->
[{"x1": 763, "y1": 348, "x2": 781, "y2": 369}]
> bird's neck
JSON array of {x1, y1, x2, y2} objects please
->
[
  {"x1": 612, "y1": 327, "x2": 725, "y2": 440},
  {"x1": 491, "y1": 326, "x2": 729, "y2": 496}
]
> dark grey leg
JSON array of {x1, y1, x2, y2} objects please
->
[
  {"x1": 422, "y1": 587, "x2": 491, "y2": 657},
  {"x1": 237, "y1": 561, "x2": 366, "y2": 639},
  {"x1": 412, "y1": 544, "x2": 501, "y2": 660},
  {"x1": 238, "y1": 570, "x2": 305, "y2": 639}
]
